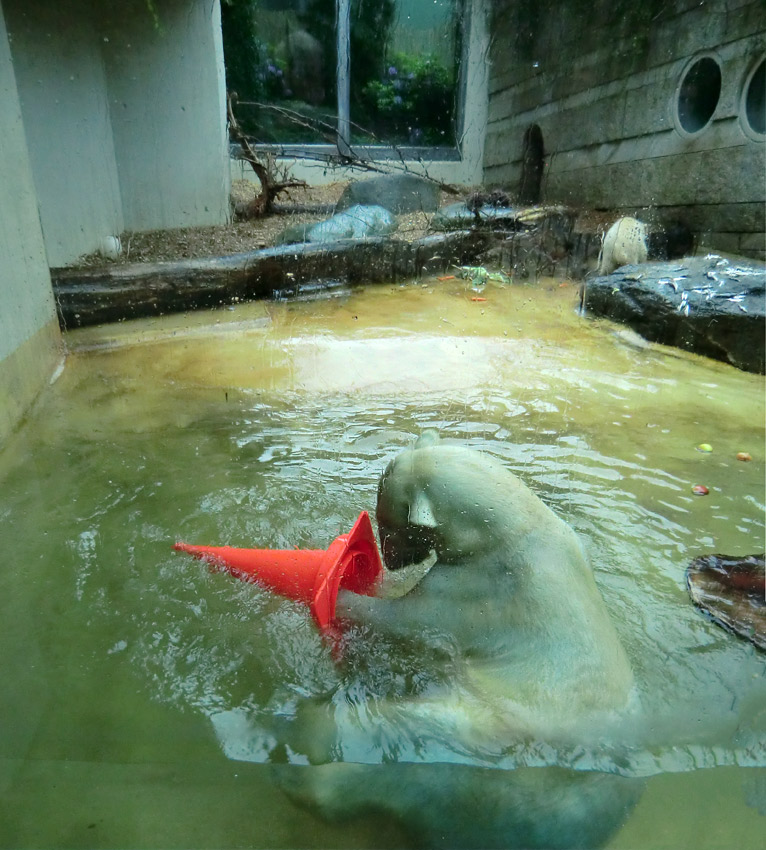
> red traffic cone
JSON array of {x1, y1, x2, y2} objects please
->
[{"x1": 173, "y1": 511, "x2": 383, "y2": 632}]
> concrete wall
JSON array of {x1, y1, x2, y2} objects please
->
[
  {"x1": 0, "y1": 0, "x2": 229, "y2": 444},
  {"x1": 101, "y1": 0, "x2": 230, "y2": 233},
  {"x1": 4, "y1": 0, "x2": 124, "y2": 268},
  {"x1": 485, "y1": 0, "x2": 765, "y2": 258},
  {"x1": 0, "y1": 7, "x2": 62, "y2": 445},
  {"x1": 4, "y1": 0, "x2": 230, "y2": 267}
]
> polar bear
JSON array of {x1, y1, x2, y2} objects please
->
[
  {"x1": 278, "y1": 434, "x2": 640, "y2": 848},
  {"x1": 338, "y1": 432, "x2": 634, "y2": 734},
  {"x1": 597, "y1": 216, "x2": 648, "y2": 276}
]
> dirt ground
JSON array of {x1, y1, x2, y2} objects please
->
[
  {"x1": 72, "y1": 180, "x2": 464, "y2": 267},
  {"x1": 69, "y1": 178, "x2": 616, "y2": 270}
]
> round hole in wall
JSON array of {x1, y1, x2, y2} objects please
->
[
  {"x1": 675, "y1": 55, "x2": 722, "y2": 135},
  {"x1": 741, "y1": 57, "x2": 765, "y2": 140}
]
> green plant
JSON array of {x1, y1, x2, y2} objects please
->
[
  {"x1": 300, "y1": 0, "x2": 396, "y2": 108},
  {"x1": 361, "y1": 52, "x2": 456, "y2": 145},
  {"x1": 220, "y1": 0, "x2": 262, "y2": 99}
]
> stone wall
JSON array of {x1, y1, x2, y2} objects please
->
[{"x1": 484, "y1": 0, "x2": 765, "y2": 259}]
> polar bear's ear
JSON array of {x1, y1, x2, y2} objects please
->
[
  {"x1": 408, "y1": 491, "x2": 437, "y2": 528},
  {"x1": 415, "y1": 430, "x2": 440, "y2": 449}
]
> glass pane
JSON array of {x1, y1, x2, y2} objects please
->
[
  {"x1": 222, "y1": 0, "x2": 338, "y2": 145},
  {"x1": 349, "y1": 0, "x2": 460, "y2": 147}
]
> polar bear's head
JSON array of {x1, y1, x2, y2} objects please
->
[{"x1": 376, "y1": 432, "x2": 542, "y2": 570}]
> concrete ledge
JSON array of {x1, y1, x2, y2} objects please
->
[
  {"x1": 51, "y1": 232, "x2": 490, "y2": 329},
  {"x1": 0, "y1": 319, "x2": 63, "y2": 446}
]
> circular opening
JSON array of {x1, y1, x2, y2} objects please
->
[
  {"x1": 742, "y1": 58, "x2": 765, "y2": 138},
  {"x1": 676, "y1": 56, "x2": 721, "y2": 134}
]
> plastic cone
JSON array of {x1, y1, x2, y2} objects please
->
[{"x1": 173, "y1": 511, "x2": 383, "y2": 631}]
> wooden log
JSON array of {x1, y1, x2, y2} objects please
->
[{"x1": 51, "y1": 231, "x2": 490, "y2": 329}]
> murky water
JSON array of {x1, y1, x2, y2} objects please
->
[{"x1": 0, "y1": 278, "x2": 764, "y2": 848}]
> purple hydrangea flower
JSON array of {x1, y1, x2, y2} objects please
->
[{"x1": 388, "y1": 65, "x2": 397, "y2": 77}]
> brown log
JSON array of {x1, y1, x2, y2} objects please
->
[{"x1": 51, "y1": 231, "x2": 490, "y2": 329}]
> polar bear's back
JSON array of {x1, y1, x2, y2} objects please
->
[{"x1": 598, "y1": 216, "x2": 648, "y2": 275}]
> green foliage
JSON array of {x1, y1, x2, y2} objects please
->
[
  {"x1": 360, "y1": 52, "x2": 456, "y2": 145},
  {"x1": 221, "y1": 1, "x2": 292, "y2": 136},
  {"x1": 300, "y1": 0, "x2": 396, "y2": 107},
  {"x1": 220, "y1": 0, "x2": 262, "y2": 99}
]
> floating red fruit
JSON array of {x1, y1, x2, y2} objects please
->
[{"x1": 691, "y1": 484, "x2": 710, "y2": 496}]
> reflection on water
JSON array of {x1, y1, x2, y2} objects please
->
[{"x1": 0, "y1": 279, "x2": 763, "y2": 848}]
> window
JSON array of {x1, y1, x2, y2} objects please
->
[
  {"x1": 740, "y1": 56, "x2": 765, "y2": 140},
  {"x1": 223, "y1": 0, "x2": 462, "y2": 156},
  {"x1": 674, "y1": 54, "x2": 722, "y2": 136}
]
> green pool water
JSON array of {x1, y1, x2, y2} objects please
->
[{"x1": 0, "y1": 278, "x2": 764, "y2": 848}]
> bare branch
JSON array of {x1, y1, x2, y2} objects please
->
[
  {"x1": 233, "y1": 99, "x2": 462, "y2": 194},
  {"x1": 227, "y1": 93, "x2": 307, "y2": 217}
]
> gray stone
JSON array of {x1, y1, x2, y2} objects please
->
[
  {"x1": 336, "y1": 174, "x2": 441, "y2": 214},
  {"x1": 308, "y1": 204, "x2": 397, "y2": 242},
  {"x1": 431, "y1": 202, "x2": 528, "y2": 232},
  {"x1": 274, "y1": 222, "x2": 315, "y2": 245},
  {"x1": 276, "y1": 205, "x2": 397, "y2": 246},
  {"x1": 583, "y1": 255, "x2": 766, "y2": 373}
]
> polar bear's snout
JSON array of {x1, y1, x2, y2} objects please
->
[{"x1": 379, "y1": 517, "x2": 438, "y2": 570}]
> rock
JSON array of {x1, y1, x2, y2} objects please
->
[
  {"x1": 687, "y1": 554, "x2": 765, "y2": 651},
  {"x1": 431, "y1": 202, "x2": 573, "y2": 236},
  {"x1": 583, "y1": 255, "x2": 766, "y2": 373},
  {"x1": 465, "y1": 189, "x2": 512, "y2": 211},
  {"x1": 335, "y1": 174, "x2": 440, "y2": 214},
  {"x1": 431, "y1": 201, "x2": 525, "y2": 231},
  {"x1": 274, "y1": 222, "x2": 316, "y2": 245},
  {"x1": 309, "y1": 204, "x2": 397, "y2": 242},
  {"x1": 52, "y1": 231, "x2": 491, "y2": 328},
  {"x1": 276, "y1": 205, "x2": 398, "y2": 246},
  {"x1": 98, "y1": 236, "x2": 122, "y2": 260}
]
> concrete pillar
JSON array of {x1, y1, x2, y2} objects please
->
[
  {"x1": 0, "y1": 4, "x2": 62, "y2": 445},
  {"x1": 102, "y1": 0, "x2": 231, "y2": 232}
]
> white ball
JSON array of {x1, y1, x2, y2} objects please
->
[{"x1": 99, "y1": 235, "x2": 122, "y2": 260}]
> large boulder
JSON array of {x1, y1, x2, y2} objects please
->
[
  {"x1": 335, "y1": 174, "x2": 441, "y2": 214},
  {"x1": 276, "y1": 204, "x2": 397, "y2": 245},
  {"x1": 583, "y1": 255, "x2": 766, "y2": 373}
]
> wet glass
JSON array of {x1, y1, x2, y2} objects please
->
[{"x1": 1, "y1": 282, "x2": 764, "y2": 847}]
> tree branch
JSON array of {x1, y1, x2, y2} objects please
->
[
  {"x1": 227, "y1": 92, "x2": 307, "y2": 217},
  {"x1": 234, "y1": 99, "x2": 462, "y2": 195}
]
